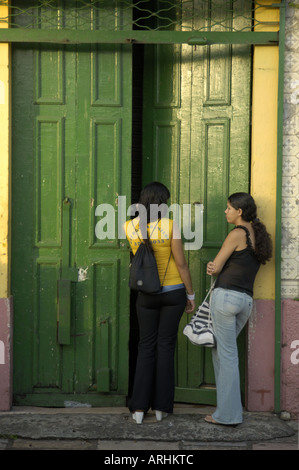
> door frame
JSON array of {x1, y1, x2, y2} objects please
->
[{"x1": 0, "y1": 0, "x2": 285, "y2": 411}]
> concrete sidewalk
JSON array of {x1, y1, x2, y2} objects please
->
[{"x1": 0, "y1": 404, "x2": 298, "y2": 451}]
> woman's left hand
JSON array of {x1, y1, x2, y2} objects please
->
[
  {"x1": 185, "y1": 299, "x2": 195, "y2": 313},
  {"x1": 207, "y1": 261, "x2": 216, "y2": 276}
]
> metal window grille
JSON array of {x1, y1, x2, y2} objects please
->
[{"x1": 0, "y1": 1, "x2": 280, "y2": 35}]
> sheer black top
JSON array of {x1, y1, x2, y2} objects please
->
[{"x1": 214, "y1": 225, "x2": 260, "y2": 297}]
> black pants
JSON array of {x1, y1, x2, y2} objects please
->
[{"x1": 129, "y1": 288, "x2": 186, "y2": 414}]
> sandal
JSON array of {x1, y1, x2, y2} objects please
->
[
  {"x1": 204, "y1": 415, "x2": 219, "y2": 424},
  {"x1": 204, "y1": 415, "x2": 238, "y2": 427}
]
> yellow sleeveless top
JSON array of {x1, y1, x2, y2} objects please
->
[{"x1": 124, "y1": 218, "x2": 183, "y2": 287}]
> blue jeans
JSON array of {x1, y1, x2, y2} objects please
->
[{"x1": 210, "y1": 288, "x2": 253, "y2": 424}]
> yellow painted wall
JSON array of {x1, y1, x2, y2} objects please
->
[
  {"x1": 0, "y1": 2, "x2": 10, "y2": 299},
  {"x1": 251, "y1": 1, "x2": 280, "y2": 299}
]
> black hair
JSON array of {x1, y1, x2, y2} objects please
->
[
  {"x1": 139, "y1": 181, "x2": 170, "y2": 215},
  {"x1": 137, "y1": 181, "x2": 170, "y2": 250},
  {"x1": 228, "y1": 192, "x2": 272, "y2": 264}
]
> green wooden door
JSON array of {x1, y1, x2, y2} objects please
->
[
  {"x1": 142, "y1": 6, "x2": 251, "y2": 405},
  {"x1": 11, "y1": 3, "x2": 132, "y2": 406}
]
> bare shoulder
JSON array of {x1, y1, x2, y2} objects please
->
[
  {"x1": 232, "y1": 227, "x2": 247, "y2": 238},
  {"x1": 226, "y1": 228, "x2": 245, "y2": 242},
  {"x1": 230, "y1": 226, "x2": 249, "y2": 250},
  {"x1": 222, "y1": 228, "x2": 246, "y2": 250}
]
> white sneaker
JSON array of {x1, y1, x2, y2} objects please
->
[
  {"x1": 132, "y1": 411, "x2": 144, "y2": 424},
  {"x1": 155, "y1": 410, "x2": 168, "y2": 421}
]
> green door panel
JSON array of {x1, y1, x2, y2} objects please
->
[
  {"x1": 12, "y1": 2, "x2": 132, "y2": 406},
  {"x1": 142, "y1": 2, "x2": 251, "y2": 405}
]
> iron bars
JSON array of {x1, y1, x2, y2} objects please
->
[{"x1": 0, "y1": 0, "x2": 280, "y2": 45}]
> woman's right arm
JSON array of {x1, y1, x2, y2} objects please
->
[{"x1": 207, "y1": 229, "x2": 241, "y2": 276}]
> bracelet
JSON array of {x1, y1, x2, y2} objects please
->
[{"x1": 186, "y1": 293, "x2": 195, "y2": 300}]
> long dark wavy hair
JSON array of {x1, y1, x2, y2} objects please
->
[
  {"x1": 137, "y1": 181, "x2": 170, "y2": 250},
  {"x1": 228, "y1": 192, "x2": 272, "y2": 264}
]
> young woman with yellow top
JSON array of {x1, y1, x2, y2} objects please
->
[{"x1": 124, "y1": 182, "x2": 195, "y2": 424}]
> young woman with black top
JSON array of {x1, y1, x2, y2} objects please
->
[{"x1": 205, "y1": 192, "x2": 272, "y2": 425}]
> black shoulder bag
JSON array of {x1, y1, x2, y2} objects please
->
[{"x1": 129, "y1": 220, "x2": 171, "y2": 294}]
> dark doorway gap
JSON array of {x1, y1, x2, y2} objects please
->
[{"x1": 128, "y1": 43, "x2": 144, "y2": 398}]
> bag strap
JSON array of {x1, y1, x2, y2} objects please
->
[
  {"x1": 206, "y1": 277, "x2": 215, "y2": 325},
  {"x1": 161, "y1": 251, "x2": 172, "y2": 287},
  {"x1": 203, "y1": 276, "x2": 215, "y2": 303},
  {"x1": 131, "y1": 218, "x2": 159, "y2": 243},
  {"x1": 193, "y1": 278, "x2": 215, "y2": 326}
]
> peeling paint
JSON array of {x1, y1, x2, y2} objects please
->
[
  {"x1": 0, "y1": 340, "x2": 4, "y2": 364},
  {"x1": 78, "y1": 267, "x2": 88, "y2": 282}
]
